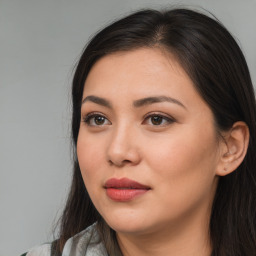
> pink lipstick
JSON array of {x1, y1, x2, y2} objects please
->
[{"x1": 104, "y1": 178, "x2": 150, "y2": 202}]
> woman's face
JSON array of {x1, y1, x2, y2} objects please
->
[{"x1": 77, "y1": 48, "x2": 222, "y2": 236}]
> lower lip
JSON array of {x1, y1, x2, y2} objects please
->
[{"x1": 106, "y1": 188, "x2": 149, "y2": 202}]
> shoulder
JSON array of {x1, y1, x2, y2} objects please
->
[
  {"x1": 21, "y1": 243, "x2": 51, "y2": 256},
  {"x1": 62, "y1": 223, "x2": 108, "y2": 256},
  {"x1": 21, "y1": 223, "x2": 108, "y2": 256}
]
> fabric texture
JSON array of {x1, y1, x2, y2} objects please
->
[{"x1": 22, "y1": 223, "x2": 108, "y2": 256}]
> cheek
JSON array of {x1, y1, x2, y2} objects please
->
[
  {"x1": 76, "y1": 131, "x2": 106, "y2": 184},
  {"x1": 76, "y1": 132, "x2": 109, "y2": 214},
  {"x1": 144, "y1": 127, "x2": 219, "y2": 202},
  {"x1": 146, "y1": 131, "x2": 216, "y2": 172}
]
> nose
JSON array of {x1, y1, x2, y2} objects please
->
[{"x1": 106, "y1": 124, "x2": 141, "y2": 167}]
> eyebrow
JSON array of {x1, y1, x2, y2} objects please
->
[
  {"x1": 133, "y1": 96, "x2": 186, "y2": 109},
  {"x1": 82, "y1": 95, "x2": 186, "y2": 109},
  {"x1": 82, "y1": 95, "x2": 112, "y2": 108}
]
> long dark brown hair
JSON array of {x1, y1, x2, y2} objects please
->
[{"x1": 54, "y1": 8, "x2": 256, "y2": 256}]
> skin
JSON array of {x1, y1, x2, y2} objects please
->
[{"x1": 77, "y1": 48, "x2": 227, "y2": 256}]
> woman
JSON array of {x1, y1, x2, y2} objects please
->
[{"x1": 23, "y1": 7, "x2": 256, "y2": 256}]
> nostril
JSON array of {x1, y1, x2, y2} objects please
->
[
  {"x1": 123, "y1": 160, "x2": 131, "y2": 164},
  {"x1": 108, "y1": 159, "x2": 131, "y2": 167},
  {"x1": 108, "y1": 160, "x2": 114, "y2": 166}
]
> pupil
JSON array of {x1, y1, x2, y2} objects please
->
[
  {"x1": 95, "y1": 116, "x2": 105, "y2": 125},
  {"x1": 152, "y1": 116, "x2": 162, "y2": 125}
]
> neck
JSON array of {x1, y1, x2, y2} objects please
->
[{"x1": 116, "y1": 206, "x2": 212, "y2": 256}]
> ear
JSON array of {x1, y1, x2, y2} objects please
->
[{"x1": 216, "y1": 121, "x2": 250, "y2": 176}]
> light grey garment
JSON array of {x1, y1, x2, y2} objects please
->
[{"x1": 26, "y1": 223, "x2": 108, "y2": 256}]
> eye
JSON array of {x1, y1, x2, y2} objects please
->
[
  {"x1": 144, "y1": 114, "x2": 175, "y2": 126},
  {"x1": 82, "y1": 113, "x2": 111, "y2": 126}
]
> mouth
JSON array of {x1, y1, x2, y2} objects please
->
[{"x1": 104, "y1": 178, "x2": 151, "y2": 202}]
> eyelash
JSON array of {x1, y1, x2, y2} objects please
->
[
  {"x1": 143, "y1": 112, "x2": 176, "y2": 126},
  {"x1": 82, "y1": 112, "x2": 175, "y2": 127},
  {"x1": 83, "y1": 112, "x2": 110, "y2": 126}
]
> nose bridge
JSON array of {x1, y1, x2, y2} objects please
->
[{"x1": 107, "y1": 120, "x2": 140, "y2": 166}]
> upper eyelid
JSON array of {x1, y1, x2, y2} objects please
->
[
  {"x1": 143, "y1": 112, "x2": 175, "y2": 120},
  {"x1": 83, "y1": 111, "x2": 109, "y2": 119}
]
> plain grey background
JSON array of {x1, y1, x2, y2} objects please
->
[{"x1": 0, "y1": 0, "x2": 255, "y2": 255}]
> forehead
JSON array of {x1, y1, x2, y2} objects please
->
[
  {"x1": 84, "y1": 48, "x2": 191, "y2": 95},
  {"x1": 83, "y1": 48, "x2": 207, "y2": 111}
]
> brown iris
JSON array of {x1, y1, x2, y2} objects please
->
[
  {"x1": 94, "y1": 116, "x2": 105, "y2": 125},
  {"x1": 151, "y1": 116, "x2": 163, "y2": 125}
]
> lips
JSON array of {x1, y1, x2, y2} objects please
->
[{"x1": 104, "y1": 178, "x2": 151, "y2": 202}]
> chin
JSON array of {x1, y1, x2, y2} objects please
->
[
  {"x1": 110, "y1": 224, "x2": 150, "y2": 236},
  {"x1": 103, "y1": 213, "x2": 157, "y2": 235}
]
